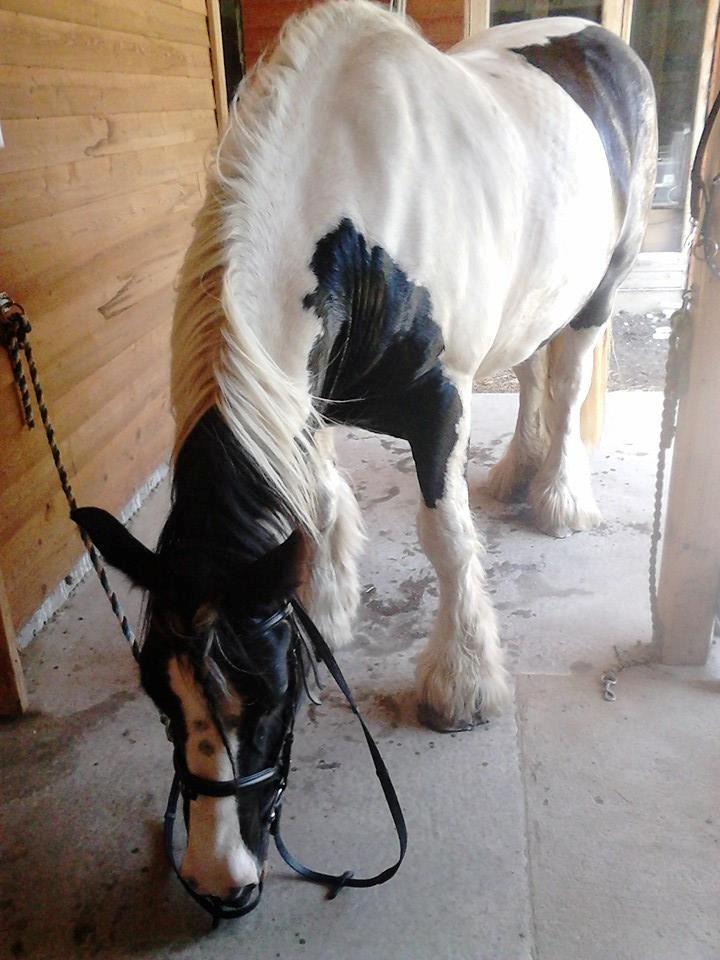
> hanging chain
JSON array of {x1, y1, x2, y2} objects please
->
[{"x1": 0, "y1": 293, "x2": 140, "y2": 661}]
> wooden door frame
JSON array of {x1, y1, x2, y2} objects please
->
[
  {"x1": 466, "y1": 0, "x2": 633, "y2": 36},
  {"x1": 656, "y1": 25, "x2": 720, "y2": 665},
  {"x1": 207, "y1": 0, "x2": 229, "y2": 129},
  {"x1": 0, "y1": 568, "x2": 28, "y2": 717}
]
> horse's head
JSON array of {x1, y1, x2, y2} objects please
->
[{"x1": 72, "y1": 506, "x2": 305, "y2": 906}]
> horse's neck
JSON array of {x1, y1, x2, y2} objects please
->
[{"x1": 168, "y1": 408, "x2": 291, "y2": 563}]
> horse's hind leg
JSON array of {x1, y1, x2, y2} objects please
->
[
  {"x1": 486, "y1": 347, "x2": 550, "y2": 502},
  {"x1": 529, "y1": 321, "x2": 607, "y2": 538},
  {"x1": 412, "y1": 378, "x2": 510, "y2": 730},
  {"x1": 304, "y1": 428, "x2": 364, "y2": 648}
]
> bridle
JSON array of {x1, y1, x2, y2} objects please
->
[{"x1": 163, "y1": 598, "x2": 407, "y2": 924}]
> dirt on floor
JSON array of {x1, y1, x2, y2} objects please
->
[{"x1": 475, "y1": 308, "x2": 672, "y2": 393}]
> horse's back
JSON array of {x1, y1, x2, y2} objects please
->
[
  {"x1": 451, "y1": 17, "x2": 656, "y2": 217},
  {"x1": 202, "y1": 3, "x2": 655, "y2": 434},
  {"x1": 294, "y1": 12, "x2": 634, "y2": 376}
]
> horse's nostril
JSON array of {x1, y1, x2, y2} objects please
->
[{"x1": 227, "y1": 883, "x2": 256, "y2": 907}]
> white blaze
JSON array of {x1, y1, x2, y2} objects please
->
[{"x1": 167, "y1": 657, "x2": 259, "y2": 898}]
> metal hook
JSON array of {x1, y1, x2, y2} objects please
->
[{"x1": 601, "y1": 671, "x2": 617, "y2": 702}]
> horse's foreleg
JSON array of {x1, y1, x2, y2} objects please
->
[
  {"x1": 529, "y1": 323, "x2": 606, "y2": 537},
  {"x1": 303, "y1": 429, "x2": 364, "y2": 649},
  {"x1": 413, "y1": 383, "x2": 511, "y2": 730},
  {"x1": 486, "y1": 347, "x2": 550, "y2": 502}
]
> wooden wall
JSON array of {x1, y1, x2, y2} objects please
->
[
  {"x1": 241, "y1": 0, "x2": 465, "y2": 68},
  {"x1": 407, "y1": 0, "x2": 465, "y2": 49},
  {"x1": 0, "y1": 0, "x2": 219, "y2": 632}
]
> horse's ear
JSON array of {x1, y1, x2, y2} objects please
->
[
  {"x1": 247, "y1": 531, "x2": 304, "y2": 603},
  {"x1": 71, "y1": 507, "x2": 164, "y2": 593}
]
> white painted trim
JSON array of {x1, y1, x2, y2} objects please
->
[{"x1": 16, "y1": 463, "x2": 169, "y2": 649}]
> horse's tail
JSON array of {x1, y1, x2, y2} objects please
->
[{"x1": 580, "y1": 324, "x2": 612, "y2": 449}]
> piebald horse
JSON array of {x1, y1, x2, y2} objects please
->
[{"x1": 74, "y1": 0, "x2": 656, "y2": 908}]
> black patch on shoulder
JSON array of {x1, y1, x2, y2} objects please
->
[
  {"x1": 512, "y1": 26, "x2": 652, "y2": 212},
  {"x1": 303, "y1": 218, "x2": 462, "y2": 507}
]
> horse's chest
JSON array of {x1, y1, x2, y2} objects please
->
[{"x1": 304, "y1": 218, "x2": 453, "y2": 428}]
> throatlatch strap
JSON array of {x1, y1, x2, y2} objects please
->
[{"x1": 272, "y1": 600, "x2": 408, "y2": 896}]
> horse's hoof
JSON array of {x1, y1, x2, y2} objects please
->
[{"x1": 417, "y1": 702, "x2": 489, "y2": 733}]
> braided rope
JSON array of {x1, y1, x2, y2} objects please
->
[
  {"x1": 2, "y1": 305, "x2": 35, "y2": 428},
  {"x1": 1, "y1": 294, "x2": 139, "y2": 661}
]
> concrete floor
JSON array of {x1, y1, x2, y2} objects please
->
[{"x1": 2, "y1": 392, "x2": 718, "y2": 960}]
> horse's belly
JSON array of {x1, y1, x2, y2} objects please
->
[{"x1": 441, "y1": 60, "x2": 619, "y2": 376}]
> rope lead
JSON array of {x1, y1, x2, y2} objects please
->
[{"x1": 1, "y1": 293, "x2": 139, "y2": 662}]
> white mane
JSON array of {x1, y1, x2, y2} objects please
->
[{"x1": 171, "y1": 1, "x2": 416, "y2": 535}]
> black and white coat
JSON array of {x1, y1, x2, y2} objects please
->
[{"x1": 79, "y1": 1, "x2": 657, "y2": 901}]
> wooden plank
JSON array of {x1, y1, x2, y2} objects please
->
[
  {"x1": 0, "y1": 109, "x2": 216, "y2": 175},
  {"x1": 408, "y1": 0, "x2": 465, "y2": 47},
  {"x1": 0, "y1": 215, "x2": 194, "y2": 402},
  {"x1": 0, "y1": 0, "x2": 208, "y2": 47},
  {"x1": 206, "y1": 0, "x2": 229, "y2": 129},
  {"x1": 687, "y1": 0, "x2": 720, "y2": 225},
  {"x1": 0, "y1": 566, "x2": 28, "y2": 717},
  {"x1": 157, "y1": 0, "x2": 207, "y2": 15},
  {"x1": 242, "y1": 0, "x2": 310, "y2": 67},
  {"x1": 1, "y1": 174, "x2": 202, "y2": 286},
  {"x1": 0, "y1": 277, "x2": 181, "y2": 440},
  {"x1": 0, "y1": 65, "x2": 214, "y2": 120},
  {"x1": 0, "y1": 286, "x2": 179, "y2": 524},
  {"x1": 0, "y1": 10, "x2": 212, "y2": 79},
  {"x1": 465, "y1": 0, "x2": 490, "y2": 36},
  {"x1": 656, "y1": 260, "x2": 720, "y2": 663},
  {"x1": 0, "y1": 139, "x2": 213, "y2": 228},
  {"x1": 2, "y1": 395, "x2": 173, "y2": 630},
  {"x1": 601, "y1": 0, "x2": 624, "y2": 35},
  {"x1": 0, "y1": 322, "x2": 171, "y2": 544},
  {"x1": 656, "y1": 27, "x2": 720, "y2": 665}
]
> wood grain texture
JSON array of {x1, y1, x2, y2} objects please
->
[
  {"x1": 242, "y1": 0, "x2": 314, "y2": 68},
  {"x1": 0, "y1": 110, "x2": 216, "y2": 175},
  {"x1": 407, "y1": 0, "x2": 465, "y2": 48},
  {"x1": 0, "y1": 0, "x2": 208, "y2": 47},
  {"x1": 0, "y1": 139, "x2": 213, "y2": 227},
  {"x1": 241, "y1": 0, "x2": 465, "y2": 68},
  {"x1": 3, "y1": 393, "x2": 173, "y2": 629},
  {"x1": 0, "y1": 10, "x2": 212, "y2": 78},
  {"x1": 657, "y1": 48, "x2": 720, "y2": 665},
  {"x1": 0, "y1": 65, "x2": 215, "y2": 120},
  {"x1": 206, "y1": 0, "x2": 229, "y2": 127},
  {"x1": 1, "y1": 322, "x2": 172, "y2": 545},
  {"x1": 2, "y1": 174, "x2": 203, "y2": 287},
  {"x1": 0, "y1": 0, "x2": 216, "y2": 635},
  {"x1": 0, "y1": 568, "x2": 28, "y2": 717},
  {"x1": 157, "y1": 0, "x2": 207, "y2": 14}
]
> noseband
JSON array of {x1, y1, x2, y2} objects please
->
[{"x1": 163, "y1": 598, "x2": 407, "y2": 924}]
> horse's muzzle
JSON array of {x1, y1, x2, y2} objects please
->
[{"x1": 227, "y1": 883, "x2": 258, "y2": 909}]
